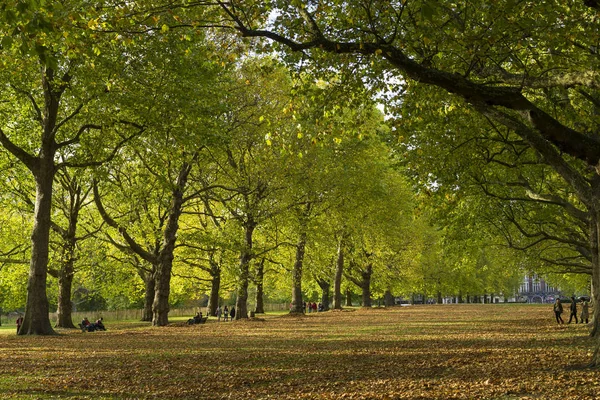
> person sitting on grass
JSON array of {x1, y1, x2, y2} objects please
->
[
  {"x1": 188, "y1": 313, "x2": 203, "y2": 325},
  {"x1": 80, "y1": 317, "x2": 95, "y2": 332},
  {"x1": 95, "y1": 317, "x2": 106, "y2": 331}
]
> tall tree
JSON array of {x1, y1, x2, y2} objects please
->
[{"x1": 0, "y1": 1, "x2": 145, "y2": 334}]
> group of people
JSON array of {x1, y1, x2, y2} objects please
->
[
  {"x1": 295, "y1": 301, "x2": 324, "y2": 313},
  {"x1": 553, "y1": 297, "x2": 590, "y2": 324},
  {"x1": 187, "y1": 312, "x2": 207, "y2": 325},
  {"x1": 216, "y1": 305, "x2": 235, "y2": 321},
  {"x1": 80, "y1": 317, "x2": 106, "y2": 332}
]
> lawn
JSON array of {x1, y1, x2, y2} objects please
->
[{"x1": 0, "y1": 304, "x2": 598, "y2": 399}]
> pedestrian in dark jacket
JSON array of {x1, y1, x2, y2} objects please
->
[
  {"x1": 553, "y1": 299, "x2": 564, "y2": 324},
  {"x1": 230, "y1": 306, "x2": 235, "y2": 320},
  {"x1": 568, "y1": 296, "x2": 578, "y2": 324}
]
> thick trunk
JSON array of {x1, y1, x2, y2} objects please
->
[
  {"x1": 360, "y1": 264, "x2": 372, "y2": 307},
  {"x1": 317, "y1": 279, "x2": 331, "y2": 311},
  {"x1": 207, "y1": 265, "x2": 221, "y2": 317},
  {"x1": 384, "y1": 290, "x2": 395, "y2": 307},
  {"x1": 235, "y1": 222, "x2": 255, "y2": 319},
  {"x1": 55, "y1": 261, "x2": 75, "y2": 329},
  {"x1": 290, "y1": 232, "x2": 307, "y2": 314},
  {"x1": 590, "y1": 211, "x2": 600, "y2": 340},
  {"x1": 142, "y1": 271, "x2": 155, "y2": 322},
  {"x1": 152, "y1": 161, "x2": 192, "y2": 326},
  {"x1": 458, "y1": 292, "x2": 463, "y2": 303},
  {"x1": 20, "y1": 170, "x2": 56, "y2": 335},
  {"x1": 333, "y1": 239, "x2": 344, "y2": 309},
  {"x1": 437, "y1": 291, "x2": 443, "y2": 305},
  {"x1": 255, "y1": 258, "x2": 265, "y2": 314},
  {"x1": 345, "y1": 288, "x2": 353, "y2": 307},
  {"x1": 152, "y1": 259, "x2": 171, "y2": 326},
  {"x1": 590, "y1": 209, "x2": 600, "y2": 367}
]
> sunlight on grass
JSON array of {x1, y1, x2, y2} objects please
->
[{"x1": 1, "y1": 305, "x2": 598, "y2": 399}]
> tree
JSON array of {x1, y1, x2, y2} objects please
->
[
  {"x1": 48, "y1": 170, "x2": 97, "y2": 328},
  {"x1": 0, "y1": 1, "x2": 146, "y2": 334},
  {"x1": 213, "y1": 0, "x2": 600, "y2": 365}
]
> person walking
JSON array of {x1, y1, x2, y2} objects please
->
[
  {"x1": 216, "y1": 306, "x2": 222, "y2": 322},
  {"x1": 553, "y1": 298, "x2": 564, "y2": 324},
  {"x1": 568, "y1": 296, "x2": 578, "y2": 324},
  {"x1": 580, "y1": 300, "x2": 590, "y2": 324},
  {"x1": 223, "y1": 306, "x2": 229, "y2": 322},
  {"x1": 230, "y1": 306, "x2": 236, "y2": 321}
]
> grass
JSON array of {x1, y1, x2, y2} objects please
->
[{"x1": 0, "y1": 304, "x2": 598, "y2": 399}]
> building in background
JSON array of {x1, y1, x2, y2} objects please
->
[{"x1": 516, "y1": 274, "x2": 561, "y2": 303}]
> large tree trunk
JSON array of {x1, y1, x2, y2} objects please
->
[
  {"x1": 589, "y1": 209, "x2": 600, "y2": 367},
  {"x1": 255, "y1": 258, "x2": 265, "y2": 314},
  {"x1": 590, "y1": 210, "x2": 600, "y2": 339},
  {"x1": 54, "y1": 185, "x2": 80, "y2": 329},
  {"x1": 333, "y1": 238, "x2": 344, "y2": 309},
  {"x1": 20, "y1": 169, "x2": 56, "y2": 335},
  {"x1": 207, "y1": 259, "x2": 221, "y2": 317},
  {"x1": 141, "y1": 270, "x2": 155, "y2": 322},
  {"x1": 152, "y1": 161, "x2": 192, "y2": 326},
  {"x1": 345, "y1": 288, "x2": 353, "y2": 307},
  {"x1": 317, "y1": 279, "x2": 330, "y2": 311},
  {"x1": 360, "y1": 264, "x2": 372, "y2": 307},
  {"x1": 384, "y1": 290, "x2": 395, "y2": 307},
  {"x1": 290, "y1": 231, "x2": 307, "y2": 314},
  {"x1": 55, "y1": 260, "x2": 76, "y2": 329},
  {"x1": 235, "y1": 221, "x2": 255, "y2": 320}
]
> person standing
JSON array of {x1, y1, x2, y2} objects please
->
[
  {"x1": 230, "y1": 306, "x2": 236, "y2": 321},
  {"x1": 16, "y1": 315, "x2": 23, "y2": 334},
  {"x1": 568, "y1": 296, "x2": 578, "y2": 324},
  {"x1": 580, "y1": 300, "x2": 590, "y2": 324},
  {"x1": 553, "y1": 299, "x2": 564, "y2": 324},
  {"x1": 216, "y1": 306, "x2": 222, "y2": 322},
  {"x1": 223, "y1": 306, "x2": 229, "y2": 322}
]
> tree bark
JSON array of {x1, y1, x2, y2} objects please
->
[
  {"x1": 254, "y1": 258, "x2": 265, "y2": 314},
  {"x1": 235, "y1": 220, "x2": 255, "y2": 320},
  {"x1": 55, "y1": 260, "x2": 76, "y2": 329},
  {"x1": 290, "y1": 231, "x2": 307, "y2": 314},
  {"x1": 590, "y1": 209, "x2": 600, "y2": 367},
  {"x1": 317, "y1": 279, "x2": 331, "y2": 311},
  {"x1": 207, "y1": 258, "x2": 221, "y2": 317},
  {"x1": 20, "y1": 168, "x2": 56, "y2": 335},
  {"x1": 333, "y1": 238, "x2": 344, "y2": 309},
  {"x1": 589, "y1": 210, "x2": 600, "y2": 339},
  {"x1": 384, "y1": 290, "x2": 395, "y2": 307},
  {"x1": 345, "y1": 288, "x2": 353, "y2": 307},
  {"x1": 152, "y1": 161, "x2": 192, "y2": 326},
  {"x1": 53, "y1": 174, "x2": 84, "y2": 329},
  {"x1": 141, "y1": 271, "x2": 155, "y2": 322},
  {"x1": 360, "y1": 264, "x2": 372, "y2": 307}
]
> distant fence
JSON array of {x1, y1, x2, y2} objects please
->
[{"x1": 1, "y1": 303, "x2": 289, "y2": 325}]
